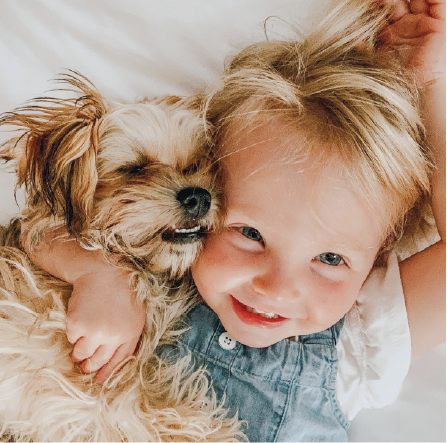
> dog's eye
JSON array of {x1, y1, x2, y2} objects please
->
[
  {"x1": 182, "y1": 163, "x2": 200, "y2": 175},
  {"x1": 117, "y1": 164, "x2": 144, "y2": 175}
]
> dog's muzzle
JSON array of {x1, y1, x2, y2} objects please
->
[{"x1": 161, "y1": 187, "x2": 212, "y2": 244}]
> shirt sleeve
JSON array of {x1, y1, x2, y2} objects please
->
[{"x1": 335, "y1": 251, "x2": 412, "y2": 421}]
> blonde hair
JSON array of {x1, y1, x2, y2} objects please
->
[{"x1": 204, "y1": 0, "x2": 433, "y2": 254}]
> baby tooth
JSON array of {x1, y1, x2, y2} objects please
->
[
  {"x1": 263, "y1": 313, "x2": 279, "y2": 318},
  {"x1": 245, "y1": 305, "x2": 279, "y2": 318}
]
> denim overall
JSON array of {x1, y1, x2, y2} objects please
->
[{"x1": 161, "y1": 304, "x2": 349, "y2": 442}]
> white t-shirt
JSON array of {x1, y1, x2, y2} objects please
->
[{"x1": 336, "y1": 251, "x2": 411, "y2": 421}]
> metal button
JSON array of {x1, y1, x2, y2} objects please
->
[{"x1": 218, "y1": 332, "x2": 237, "y2": 350}]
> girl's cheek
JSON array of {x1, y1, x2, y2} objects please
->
[
  {"x1": 197, "y1": 233, "x2": 234, "y2": 268},
  {"x1": 311, "y1": 276, "x2": 357, "y2": 312},
  {"x1": 192, "y1": 233, "x2": 239, "y2": 289},
  {"x1": 191, "y1": 235, "x2": 243, "y2": 302},
  {"x1": 193, "y1": 231, "x2": 258, "y2": 298},
  {"x1": 321, "y1": 280, "x2": 360, "y2": 318},
  {"x1": 198, "y1": 230, "x2": 253, "y2": 269}
]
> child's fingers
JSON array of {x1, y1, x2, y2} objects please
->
[
  {"x1": 95, "y1": 341, "x2": 137, "y2": 383},
  {"x1": 383, "y1": 0, "x2": 410, "y2": 23},
  {"x1": 79, "y1": 345, "x2": 116, "y2": 374},
  {"x1": 410, "y1": 0, "x2": 429, "y2": 14},
  {"x1": 430, "y1": 3, "x2": 447, "y2": 21},
  {"x1": 412, "y1": 0, "x2": 446, "y2": 19},
  {"x1": 384, "y1": 14, "x2": 442, "y2": 40},
  {"x1": 379, "y1": 17, "x2": 416, "y2": 45},
  {"x1": 71, "y1": 336, "x2": 100, "y2": 362},
  {"x1": 425, "y1": 0, "x2": 447, "y2": 20},
  {"x1": 65, "y1": 319, "x2": 83, "y2": 346}
]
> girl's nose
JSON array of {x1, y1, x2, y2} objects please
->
[
  {"x1": 251, "y1": 269, "x2": 308, "y2": 319},
  {"x1": 247, "y1": 252, "x2": 308, "y2": 317},
  {"x1": 251, "y1": 268, "x2": 301, "y2": 304}
]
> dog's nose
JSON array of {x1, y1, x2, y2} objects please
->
[{"x1": 177, "y1": 187, "x2": 211, "y2": 219}]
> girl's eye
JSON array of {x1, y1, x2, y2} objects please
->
[
  {"x1": 238, "y1": 226, "x2": 263, "y2": 243},
  {"x1": 317, "y1": 252, "x2": 344, "y2": 266}
]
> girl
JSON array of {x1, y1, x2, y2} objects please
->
[{"x1": 23, "y1": 0, "x2": 445, "y2": 441}]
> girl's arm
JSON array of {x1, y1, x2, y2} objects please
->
[
  {"x1": 24, "y1": 226, "x2": 146, "y2": 383},
  {"x1": 382, "y1": 0, "x2": 446, "y2": 355},
  {"x1": 400, "y1": 78, "x2": 446, "y2": 356}
]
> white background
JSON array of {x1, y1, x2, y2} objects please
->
[{"x1": 0, "y1": 1, "x2": 445, "y2": 441}]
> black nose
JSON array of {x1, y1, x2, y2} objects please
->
[{"x1": 177, "y1": 187, "x2": 211, "y2": 219}]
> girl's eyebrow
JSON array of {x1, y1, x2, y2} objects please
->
[
  {"x1": 315, "y1": 222, "x2": 381, "y2": 255},
  {"x1": 329, "y1": 241, "x2": 378, "y2": 255},
  {"x1": 225, "y1": 207, "x2": 260, "y2": 227}
]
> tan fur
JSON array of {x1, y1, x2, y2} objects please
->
[{"x1": 0, "y1": 72, "x2": 244, "y2": 442}]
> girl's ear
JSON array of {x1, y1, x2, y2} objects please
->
[{"x1": 0, "y1": 71, "x2": 107, "y2": 236}]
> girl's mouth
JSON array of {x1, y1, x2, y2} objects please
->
[{"x1": 231, "y1": 296, "x2": 289, "y2": 328}]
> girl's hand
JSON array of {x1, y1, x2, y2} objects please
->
[
  {"x1": 21, "y1": 226, "x2": 147, "y2": 383},
  {"x1": 379, "y1": 0, "x2": 445, "y2": 85},
  {"x1": 66, "y1": 266, "x2": 146, "y2": 383}
]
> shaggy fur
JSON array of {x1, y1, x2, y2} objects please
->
[{"x1": 0, "y1": 73, "x2": 244, "y2": 442}]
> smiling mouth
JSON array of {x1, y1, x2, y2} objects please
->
[
  {"x1": 231, "y1": 296, "x2": 288, "y2": 327},
  {"x1": 244, "y1": 306, "x2": 282, "y2": 319},
  {"x1": 162, "y1": 224, "x2": 206, "y2": 243}
]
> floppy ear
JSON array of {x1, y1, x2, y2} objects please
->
[{"x1": 0, "y1": 71, "x2": 107, "y2": 236}]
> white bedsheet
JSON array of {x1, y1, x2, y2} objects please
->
[{"x1": 0, "y1": 2, "x2": 445, "y2": 441}]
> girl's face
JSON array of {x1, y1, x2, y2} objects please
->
[{"x1": 192, "y1": 120, "x2": 384, "y2": 347}]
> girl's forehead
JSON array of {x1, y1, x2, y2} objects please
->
[
  {"x1": 218, "y1": 112, "x2": 343, "y2": 180},
  {"x1": 220, "y1": 119, "x2": 385, "y2": 249},
  {"x1": 220, "y1": 117, "x2": 333, "y2": 183}
]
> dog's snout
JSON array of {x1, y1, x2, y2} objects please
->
[{"x1": 177, "y1": 187, "x2": 211, "y2": 219}]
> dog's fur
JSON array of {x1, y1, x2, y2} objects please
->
[{"x1": 0, "y1": 72, "x2": 243, "y2": 442}]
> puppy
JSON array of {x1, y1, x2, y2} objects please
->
[{"x1": 0, "y1": 72, "x2": 243, "y2": 442}]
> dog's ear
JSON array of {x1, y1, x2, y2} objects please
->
[{"x1": 0, "y1": 71, "x2": 107, "y2": 236}]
